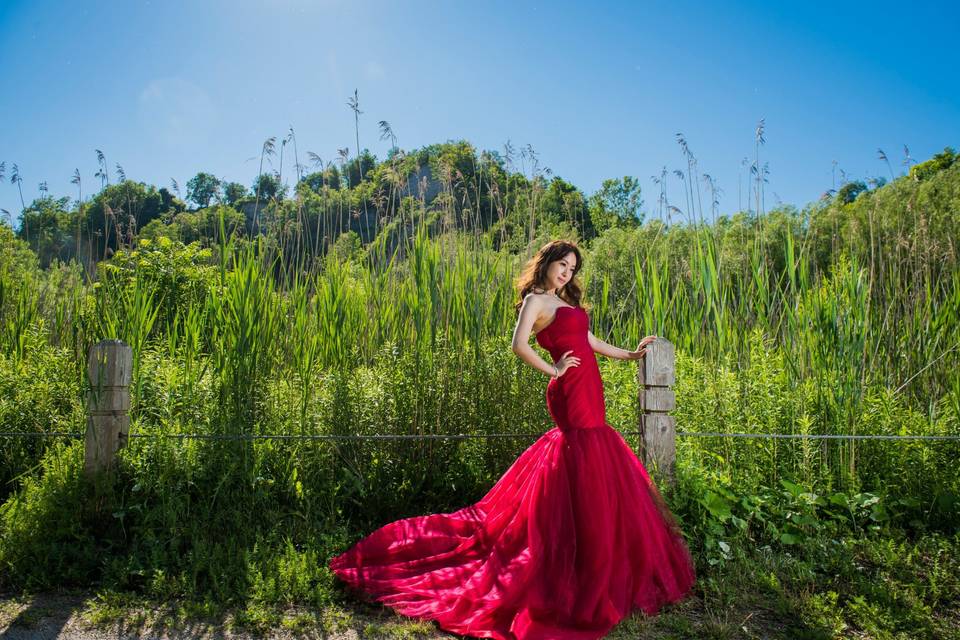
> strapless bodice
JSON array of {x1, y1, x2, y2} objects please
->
[{"x1": 534, "y1": 305, "x2": 607, "y2": 430}]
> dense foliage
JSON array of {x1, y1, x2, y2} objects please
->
[{"x1": 0, "y1": 143, "x2": 958, "y2": 637}]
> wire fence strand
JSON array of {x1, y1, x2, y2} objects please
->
[
  {"x1": 676, "y1": 431, "x2": 960, "y2": 441},
  {"x1": 1, "y1": 431, "x2": 958, "y2": 441}
]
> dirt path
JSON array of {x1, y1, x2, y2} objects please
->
[
  {"x1": 0, "y1": 589, "x2": 776, "y2": 639},
  {"x1": 0, "y1": 591, "x2": 455, "y2": 640}
]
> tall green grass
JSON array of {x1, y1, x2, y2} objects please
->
[{"x1": 0, "y1": 154, "x2": 958, "y2": 603}]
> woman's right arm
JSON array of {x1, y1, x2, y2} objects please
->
[{"x1": 511, "y1": 296, "x2": 579, "y2": 378}]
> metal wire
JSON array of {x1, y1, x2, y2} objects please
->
[
  {"x1": 0, "y1": 432, "x2": 84, "y2": 439},
  {"x1": 675, "y1": 431, "x2": 960, "y2": 441},
  {"x1": 1, "y1": 431, "x2": 958, "y2": 441},
  {"x1": 126, "y1": 432, "x2": 596, "y2": 441}
]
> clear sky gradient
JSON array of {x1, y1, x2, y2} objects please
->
[{"x1": 1, "y1": 0, "x2": 957, "y2": 225}]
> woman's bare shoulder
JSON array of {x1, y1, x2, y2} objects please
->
[{"x1": 521, "y1": 292, "x2": 548, "y2": 309}]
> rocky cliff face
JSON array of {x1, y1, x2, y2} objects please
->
[{"x1": 405, "y1": 163, "x2": 442, "y2": 203}]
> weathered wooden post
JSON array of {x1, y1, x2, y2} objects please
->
[
  {"x1": 638, "y1": 337, "x2": 676, "y2": 486},
  {"x1": 85, "y1": 339, "x2": 132, "y2": 477}
]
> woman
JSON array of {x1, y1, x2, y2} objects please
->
[{"x1": 329, "y1": 240, "x2": 696, "y2": 639}]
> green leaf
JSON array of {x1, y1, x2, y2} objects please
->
[
  {"x1": 829, "y1": 493, "x2": 849, "y2": 508},
  {"x1": 780, "y1": 478, "x2": 803, "y2": 497},
  {"x1": 702, "y1": 491, "x2": 733, "y2": 522},
  {"x1": 780, "y1": 532, "x2": 800, "y2": 545}
]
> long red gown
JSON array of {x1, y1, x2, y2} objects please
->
[{"x1": 329, "y1": 305, "x2": 696, "y2": 639}]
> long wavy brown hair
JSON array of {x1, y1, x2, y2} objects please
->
[{"x1": 514, "y1": 240, "x2": 585, "y2": 314}]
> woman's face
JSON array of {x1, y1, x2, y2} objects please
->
[{"x1": 544, "y1": 251, "x2": 577, "y2": 293}]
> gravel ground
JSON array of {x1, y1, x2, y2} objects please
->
[
  {"x1": 0, "y1": 589, "x2": 760, "y2": 639},
  {"x1": 0, "y1": 591, "x2": 463, "y2": 640}
]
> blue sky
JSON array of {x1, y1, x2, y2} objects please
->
[{"x1": 1, "y1": 0, "x2": 957, "y2": 225}]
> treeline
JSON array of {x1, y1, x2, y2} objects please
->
[
  {"x1": 9, "y1": 142, "x2": 958, "y2": 279},
  {"x1": 9, "y1": 140, "x2": 664, "y2": 271}
]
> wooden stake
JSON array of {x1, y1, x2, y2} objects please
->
[
  {"x1": 638, "y1": 337, "x2": 676, "y2": 486},
  {"x1": 84, "y1": 340, "x2": 132, "y2": 477}
]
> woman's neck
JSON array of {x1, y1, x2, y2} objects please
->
[{"x1": 535, "y1": 286, "x2": 562, "y2": 297}]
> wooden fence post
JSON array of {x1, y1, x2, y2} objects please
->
[
  {"x1": 84, "y1": 339, "x2": 132, "y2": 477},
  {"x1": 638, "y1": 337, "x2": 676, "y2": 486}
]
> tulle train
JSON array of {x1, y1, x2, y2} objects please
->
[{"x1": 329, "y1": 423, "x2": 695, "y2": 640}]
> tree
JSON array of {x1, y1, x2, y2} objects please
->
[
  {"x1": 18, "y1": 196, "x2": 72, "y2": 267},
  {"x1": 344, "y1": 150, "x2": 377, "y2": 189},
  {"x1": 85, "y1": 181, "x2": 170, "y2": 258},
  {"x1": 0, "y1": 222, "x2": 39, "y2": 282},
  {"x1": 909, "y1": 146, "x2": 957, "y2": 182},
  {"x1": 252, "y1": 173, "x2": 286, "y2": 202},
  {"x1": 540, "y1": 176, "x2": 591, "y2": 237},
  {"x1": 223, "y1": 182, "x2": 248, "y2": 206},
  {"x1": 588, "y1": 176, "x2": 644, "y2": 233},
  {"x1": 836, "y1": 180, "x2": 867, "y2": 204},
  {"x1": 186, "y1": 172, "x2": 222, "y2": 208},
  {"x1": 301, "y1": 170, "x2": 338, "y2": 193},
  {"x1": 159, "y1": 187, "x2": 186, "y2": 220}
]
